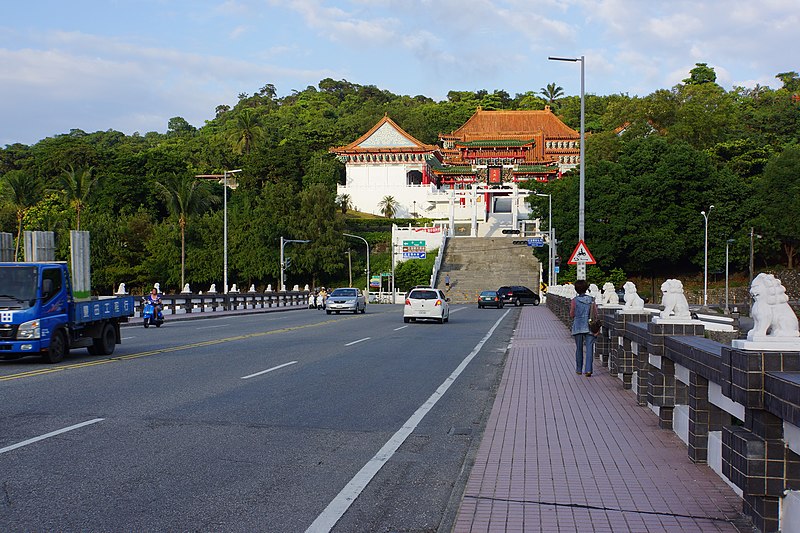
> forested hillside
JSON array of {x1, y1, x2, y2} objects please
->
[{"x1": 1, "y1": 65, "x2": 799, "y2": 294}]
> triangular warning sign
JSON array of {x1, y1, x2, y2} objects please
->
[{"x1": 567, "y1": 240, "x2": 596, "y2": 265}]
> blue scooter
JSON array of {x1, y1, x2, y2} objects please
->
[{"x1": 142, "y1": 299, "x2": 164, "y2": 328}]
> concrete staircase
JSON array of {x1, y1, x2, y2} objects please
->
[{"x1": 436, "y1": 237, "x2": 542, "y2": 303}]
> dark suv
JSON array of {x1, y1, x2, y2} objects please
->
[{"x1": 498, "y1": 285, "x2": 540, "y2": 306}]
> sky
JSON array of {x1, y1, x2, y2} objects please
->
[{"x1": 2, "y1": 0, "x2": 798, "y2": 147}]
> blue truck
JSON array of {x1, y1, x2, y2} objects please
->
[{"x1": 0, "y1": 262, "x2": 135, "y2": 363}]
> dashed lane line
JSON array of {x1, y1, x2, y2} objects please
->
[{"x1": 0, "y1": 318, "x2": 345, "y2": 382}]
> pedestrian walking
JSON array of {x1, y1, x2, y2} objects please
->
[
  {"x1": 445, "y1": 273, "x2": 450, "y2": 289},
  {"x1": 569, "y1": 279, "x2": 598, "y2": 377}
]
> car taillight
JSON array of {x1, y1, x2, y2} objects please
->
[
  {"x1": 405, "y1": 299, "x2": 411, "y2": 306},
  {"x1": 494, "y1": 296, "x2": 499, "y2": 301},
  {"x1": 435, "y1": 299, "x2": 442, "y2": 306}
]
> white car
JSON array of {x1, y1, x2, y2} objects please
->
[
  {"x1": 325, "y1": 288, "x2": 366, "y2": 314},
  {"x1": 403, "y1": 287, "x2": 450, "y2": 323}
]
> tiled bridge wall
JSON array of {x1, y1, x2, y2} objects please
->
[{"x1": 547, "y1": 294, "x2": 800, "y2": 533}]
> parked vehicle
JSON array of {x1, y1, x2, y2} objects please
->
[
  {"x1": 404, "y1": 288, "x2": 450, "y2": 324},
  {"x1": 497, "y1": 285, "x2": 540, "y2": 306},
  {"x1": 478, "y1": 290, "x2": 504, "y2": 309},
  {"x1": 0, "y1": 262, "x2": 135, "y2": 363},
  {"x1": 325, "y1": 288, "x2": 366, "y2": 314},
  {"x1": 141, "y1": 299, "x2": 164, "y2": 328}
]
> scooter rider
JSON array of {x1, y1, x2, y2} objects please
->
[{"x1": 145, "y1": 288, "x2": 162, "y2": 316}]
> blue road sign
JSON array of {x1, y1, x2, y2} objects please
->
[{"x1": 528, "y1": 238, "x2": 544, "y2": 247}]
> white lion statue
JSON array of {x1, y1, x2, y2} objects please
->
[
  {"x1": 181, "y1": 283, "x2": 191, "y2": 294},
  {"x1": 748, "y1": 273, "x2": 799, "y2": 340},
  {"x1": 588, "y1": 283, "x2": 601, "y2": 303},
  {"x1": 623, "y1": 281, "x2": 645, "y2": 310},
  {"x1": 601, "y1": 282, "x2": 619, "y2": 305},
  {"x1": 659, "y1": 279, "x2": 692, "y2": 319},
  {"x1": 208, "y1": 284, "x2": 217, "y2": 294},
  {"x1": 115, "y1": 283, "x2": 127, "y2": 295}
]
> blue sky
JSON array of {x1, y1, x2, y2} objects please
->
[{"x1": 2, "y1": 0, "x2": 798, "y2": 146}]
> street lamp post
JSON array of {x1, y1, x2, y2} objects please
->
[
  {"x1": 280, "y1": 236, "x2": 310, "y2": 292},
  {"x1": 549, "y1": 55, "x2": 585, "y2": 279},
  {"x1": 195, "y1": 169, "x2": 241, "y2": 294},
  {"x1": 701, "y1": 205, "x2": 714, "y2": 308},
  {"x1": 535, "y1": 193, "x2": 553, "y2": 288},
  {"x1": 345, "y1": 250, "x2": 352, "y2": 286},
  {"x1": 343, "y1": 233, "x2": 370, "y2": 298},
  {"x1": 725, "y1": 238, "x2": 735, "y2": 314},
  {"x1": 222, "y1": 169, "x2": 241, "y2": 293}
]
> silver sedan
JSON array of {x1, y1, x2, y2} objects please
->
[{"x1": 325, "y1": 288, "x2": 366, "y2": 314}]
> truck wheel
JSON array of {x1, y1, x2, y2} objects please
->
[
  {"x1": 91, "y1": 323, "x2": 116, "y2": 356},
  {"x1": 43, "y1": 331, "x2": 68, "y2": 364}
]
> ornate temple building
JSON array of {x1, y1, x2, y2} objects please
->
[{"x1": 330, "y1": 107, "x2": 580, "y2": 236}]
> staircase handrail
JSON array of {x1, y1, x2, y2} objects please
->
[{"x1": 430, "y1": 235, "x2": 449, "y2": 287}]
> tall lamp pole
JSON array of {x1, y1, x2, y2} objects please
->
[
  {"x1": 536, "y1": 193, "x2": 553, "y2": 288},
  {"x1": 196, "y1": 169, "x2": 241, "y2": 294},
  {"x1": 344, "y1": 233, "x2": 370, "y2": 298},
  {"x1": 222, "y1": 169, "x2": 241, "y2": 293},
  {"x1": 701, "y1": 205, "x2": 714, "y2": 307},
  {"x1": 549, "y1": 55, "x2": 585, "y2": 279}
]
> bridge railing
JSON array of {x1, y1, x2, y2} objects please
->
[
  {"x1": 547, "y1": 293, "x2": 800, "y2": 532},
  {"x1": 132, "y1": 291, "x2": 309, "y2": 316}
]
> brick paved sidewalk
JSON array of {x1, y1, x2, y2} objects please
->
[{"x1": 453, "y1": 305, "x2": 753, "y2": 532}]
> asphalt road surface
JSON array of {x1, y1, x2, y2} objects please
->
[{"x1": 1, "y1": 303, "x2": 518, "y2": 532}]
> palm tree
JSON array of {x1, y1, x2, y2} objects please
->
[
  {"x1": 154, "y1": 173, "x2": 219, "y2": 289},
  {"x1": 377, "y1": 195, "x2": 399, "y2": 218},
  {"x1": 1, "y1": 171, "x2": 42, "y2": 260},
  {"x1": 229, "y1": 109, "x2": 264, "y2": 155},
  {"x1": 59, "y1": 164, "x2": 98, "y2": 230},
  {"x1": 539, "y1": 83, "x2": 565, "y2": 105},
  {"x1": 337, "y1": 193, "x2": 352, "y2": 214}
]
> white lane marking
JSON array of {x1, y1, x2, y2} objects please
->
[
  {"x1": 121, "y1": 337, "x2": 134, "y2": 340},
  {"x1": 0, "y1": 418, "x2": 104, "y2": 455},
  {"x1": 344, "y1": 337, "x2": 370, "y2": 346},
  {"x1": 241, "y1": 361, "x2": 298, "y2": 380},
  {"x1": 306, "y1": 308, "x2": 510, "y2": 533},
  {"x1": 394, "y1": 325, "x2": 408, "y2": 331},
  {"x1": 196, "y1": 324, "x2": 229, "y2": 329}
]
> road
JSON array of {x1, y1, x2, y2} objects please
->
[{"x1": 1, "y1": 303, "x2": 518, "y2": 532}]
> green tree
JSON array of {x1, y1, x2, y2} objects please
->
[
  {"x1": 337, "y1": 193, "x2": 352, "y2": 214},
  {"x1": 377, "y1": 195, "x2": 399, "y2": 218},
  {"x1": 59, "y1": 164, "x2": 98, "y2": 230},
  {"x1": 539, "y1": 83, "x2": 564, "y2": 105},
  {"x1": 1, "y1": 170, "x2": 42, "y2": 259},
  {"x1": 683, "y1": 63, "x2": 717, "y2": 85},
  {"x1": 776, "y1": 71, "x2": 800, "y2": 92},
  {"x1": 757, "y1": 146, "x2": 800, "y2": 267},
  {"x1": 229, "y1": 109, "x2": 264, "y2": 155},
  {"x1": 154, "y1": 173, "x2": 219, "y2": 289}
]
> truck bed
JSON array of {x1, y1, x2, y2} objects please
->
[{"x1": 71, "y1": 296, "x2": 135, "y2": 324}]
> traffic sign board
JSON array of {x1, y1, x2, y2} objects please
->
[
  {"x1": 528, "y1": 237, "x2": 544, "y2": 247},
  {"x1": 567, "y1": 240, "x2": 596, "y2": 265}
]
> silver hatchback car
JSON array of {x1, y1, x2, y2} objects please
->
[
  {"x1": 325, "y1": 288, "x2": 366, "y2": 314},
  {"x1": 403, "y1": 288, "x2": 450, "y2": 324}
]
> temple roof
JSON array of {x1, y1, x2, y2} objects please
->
[
  {"x1": 446, "y1": 107, "x2": 579, "y2": 141},
  {"x1": 330, "y1": 114, "x2": 436, "y2": 153}
]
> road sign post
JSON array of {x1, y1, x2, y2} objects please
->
[{"x1": 567, "y1": 240, "x2": 596, "y2": 281}]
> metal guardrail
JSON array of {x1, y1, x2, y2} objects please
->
[{"x1": 132, "y1": 291, "x2": 309, "y2": 316}]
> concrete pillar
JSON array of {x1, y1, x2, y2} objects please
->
[
  {"x1": 0, "y1": 232, "x2": 13, "y2": 261},
  {"x1": 70, "y1": 230, "x2": 91, "y2": 299},
  {"x1": 23, "y1": 231, "x2": 55, "y2": 262}
]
